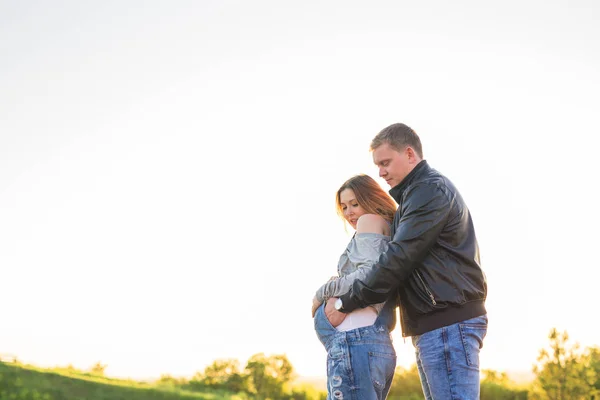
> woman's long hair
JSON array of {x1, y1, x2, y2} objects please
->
[{"x1": 335, "y1": 174, "x2": 397, "y2": 224}]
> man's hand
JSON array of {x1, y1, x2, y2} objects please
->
[
  {"x1": 324, "y1": 297, "x2": 347, "y2": 327},
  {"x1": 312, "y1": 296, "x2": 322, "y2": 318}
]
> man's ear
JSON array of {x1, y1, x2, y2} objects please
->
[{"x1": 406, "y1": 146, "x2": 418, "y2": 163}]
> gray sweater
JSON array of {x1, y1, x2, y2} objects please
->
[{"x1": 315, "y1": 232, "x2": 390, "y2": 313}]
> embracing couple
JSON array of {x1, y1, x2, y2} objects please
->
[{"x1": 312, "y1": 123, "x2": 488, "y2": 400}]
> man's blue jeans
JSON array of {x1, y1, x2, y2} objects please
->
[
  {"x1": 411, "y1": 314, "x2": 488, "y2": 400},
  {"x1": 314, "y1": 304, "x2": 396, "y2": 400}
]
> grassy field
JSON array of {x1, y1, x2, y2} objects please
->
[{"x1": 0, "y1": 361, "x2": 244, "y2": 400}]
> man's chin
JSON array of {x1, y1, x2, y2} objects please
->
[{"x1": 388, "y1": 180, "x2": 402, "y2": 189}]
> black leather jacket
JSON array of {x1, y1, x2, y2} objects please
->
[{"x1": 339, "y1": 160, "x2": 487, "y2": 336}]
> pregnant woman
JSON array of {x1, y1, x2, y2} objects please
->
[{"x1": 312, "y1": 174, "x2": 398, "y2": 400}]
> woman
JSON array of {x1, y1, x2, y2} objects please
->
[{"x1": 312, "y1": 174, "x2": 398, "y2": 400}]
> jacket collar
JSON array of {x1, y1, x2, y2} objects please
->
[{"x1": 388, "y1": 160, "x2": 429, "y2": 203}]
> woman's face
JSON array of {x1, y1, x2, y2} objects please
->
[{"x1": 339, "y1": 188, "x2": 367, "y2": 230}]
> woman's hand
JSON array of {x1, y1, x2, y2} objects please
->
[
  {"x1": 312, "y1": 296, "x2": 322, "y2": 318},
  {"x1": 324, "y1": 297, "x2": 347, "y2": 327}
]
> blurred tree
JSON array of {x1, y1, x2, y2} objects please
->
[
  {"x1": 482, "y1": 369, "x2": 511, "y2": 385},
  {"x1": 157, "y1": 373, "x2": 187, "y2": 387},
  {"x1": 387, "y1": 365, "x2": 424, "y2": 399},
  {"x1": 480, "y1": 369, "x2": 528, "y2": 400},
  {"x1": 188, "y1": 358, "x2": 247, "y2": 392},
  {"x1": 582, "y1": 346, "x2": 600, "y2": 399},
  {"x1": 245, "y1": 353, "x2": 294, "y2": 400},
  {"x1": 532, "y1": 328, "x2": 590, "y2": 399},
  {"x1": 286, "y1": 383, "x2": 327, "y2": 400},
  {"x1": 205, "y1": 359, "x2": 244, "y2": 388},
  {"x1": 89, "y1": 361, "x2": 107, "y2": 376}
]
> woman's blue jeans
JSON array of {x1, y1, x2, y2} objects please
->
[{"x1": 314, "y1": 304, "x2": 396, "y2": 400}]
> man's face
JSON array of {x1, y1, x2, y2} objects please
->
[{"x1": 372, "y1": 143, "x2": 414, "y2": 188}]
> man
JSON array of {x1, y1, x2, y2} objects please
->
[{"x1": 328, "y1": 123, "x2": 488, "y2": 399}]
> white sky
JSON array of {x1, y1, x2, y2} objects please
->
[{"x1": 1, "y1": 0, "x2": 599, "y2": 381}]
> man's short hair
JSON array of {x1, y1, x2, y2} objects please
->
[{"x1": 370, "y1": 123, "x2": 423, "y2": 159}]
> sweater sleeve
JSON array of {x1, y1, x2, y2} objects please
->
[{"x1": 315, "y1": 233, "x2": 390, "y2": 305}]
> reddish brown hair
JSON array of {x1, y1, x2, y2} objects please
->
[{"x1": 335, "y1": 174, "x2": 397, "y2": 224}]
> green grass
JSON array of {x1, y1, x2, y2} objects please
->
[{"x1": 0, "y1": 362, "x2": 244, "y2": 400}]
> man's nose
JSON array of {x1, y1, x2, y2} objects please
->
[{"x1": 379, "y1": 167, "x2": 386, "y2": 177}]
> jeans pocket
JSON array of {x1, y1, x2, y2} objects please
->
[
  {"x1": 315, "y1": 304, "x2": 338, "y2": 348},
  {"x1": 368, "y1": 351, "x2": 397, "y2": 393},
  {"x1": 458, "y1": 322, "x2": 487, "y2": 367}
]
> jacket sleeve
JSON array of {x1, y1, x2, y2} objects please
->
[
  {"x1": 338, "y1": 183, "x2": 451, "y2": 313},
  {"x1": 314, "y1": 233, "x2": 389, "y2": 303}
]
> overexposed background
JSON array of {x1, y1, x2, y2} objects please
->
[{"x1": 1, "y1": 0, "x2": 598, "y2": 381}]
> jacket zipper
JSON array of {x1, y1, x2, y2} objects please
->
[
  {"x1": 415, "y1": 271, "x2": 437, "y2": 305},
  {"x1": 400, "y1": 307, "x2": 407, "y2": 339}
]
